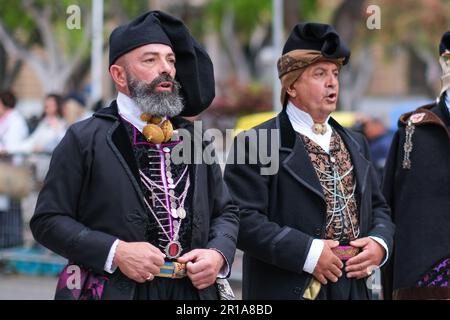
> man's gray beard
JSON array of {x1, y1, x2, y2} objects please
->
[{"x1": 127, "y1": 75, "x2": 184, "y2": 117}]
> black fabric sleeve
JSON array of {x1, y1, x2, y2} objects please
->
[{"x1": 30, "y1": 128, "x2": 116, "y2": 274}]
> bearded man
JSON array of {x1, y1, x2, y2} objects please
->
[{"x1": 30, "y1": 11, "x2": 239, "y2": 300}]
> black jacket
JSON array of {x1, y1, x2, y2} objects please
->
[
  {"x1": 30, "y1": 101, "x2": 239, "y2": 300},
  {"x1": 224, "y1": 110, "x2": 394, "y2": 299},
  {"x1": 382, "y1": 95, "x2": 450, "y2": 299}
]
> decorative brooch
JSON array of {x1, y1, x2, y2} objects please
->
[
  {"x1": 402, "y1": 112, "x2": 425, "y2": 169},
  {"x1": 312, "y1": 123, "x2": 327, "y2": 135}
]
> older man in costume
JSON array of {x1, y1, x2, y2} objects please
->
[
  {"x1": 224, "y1": 22, "x2": 394, "y2": 300},
  {"x1": 31, "y1": 11, "x2": 239, "y2": 300},
  {"x1": 382, "y1": 31, "x2": 450, "y2": 300}
]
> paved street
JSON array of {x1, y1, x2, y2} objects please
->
[
  {"x1": 0, "y1": 274, "x2": 57, "y2": 300},
  {"x1": 0, "y1": 250, "x2": 243, "y2": 300},
  {"x1": 0, "y1": 273, "x2": 242, "y2": 300}
]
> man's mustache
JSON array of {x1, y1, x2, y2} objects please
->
[{"x1": 148, "y1": 74, "x2": 176, "y2": 93}]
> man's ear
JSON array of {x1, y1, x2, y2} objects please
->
[
  {"x1": 286, "y1": 83, "x2": 297, "y2": 99},
  {"x1": 109, "y1": 64, "x2": 127, "y2": 88}
]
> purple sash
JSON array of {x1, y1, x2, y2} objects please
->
[{"x1": 55, "y1": 264, "x2": 108, "y2": 300}]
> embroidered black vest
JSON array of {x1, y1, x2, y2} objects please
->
[
  {"x1": 122, "y1": 118, "x2": 193, "y2": 259},
  {"x1": 301, "y1": 131, "x2": 360, "y2": 243}
]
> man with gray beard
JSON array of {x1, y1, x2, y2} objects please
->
[
  {"x1": 30, "y1": 11, "x2": 239, "y2": 300},
  {"x1": 127, "y1": 73, "x2": 184, "y2": 118}
]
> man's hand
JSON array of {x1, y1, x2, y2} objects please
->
[
  {"x1": 312, "y1": 240, "x2": 343, "y2": 285},
  {"x1": 113, "y1": 240, "x2": 165, "y2": 283},
  {"x1": 177, "y1": 249, "x2": 225, "y2": 290},
  {"x1": 345, "y1": 237, "x2": 384, "y2": 279}
]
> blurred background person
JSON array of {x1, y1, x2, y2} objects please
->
[
  {"x1": 0, "y1": 90, "x2": 28, "y2": 249},
  {"x1": 5, "y1": 94, "x2": 66, "y2": 155},
  {"x1": 0, "y1": 90, "x2": 28, "y2": 153},
  {"x1": 92, "y1": 98, "x2": 105, "y2": 113},
  {"x1": 354, "y1": 115, "x2": 394, "y2": 183},
  {"x1": 62, "y1": 92, "x2": 93, "y2": 126}
]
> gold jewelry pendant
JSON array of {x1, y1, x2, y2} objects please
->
[
  {"x1": 143, "y1": 124, "x2": 165, "y2": 144},
  {"x1": 312, "y1": 123, "x2": 327, "y2": 135},
  {"x1": 160, "y1": 120, "x2": 173, "y2": 142},
  {"x1": 140, "y1": 113, "x2": 153, "y2": 122},
  {"x1": 150, "y1": 116, "x2": 162, "y2": 124},
  {"x1": 141, "y1": 113, "x2": 174, "y2": 143}
]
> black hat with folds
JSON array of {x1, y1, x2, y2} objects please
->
[
  {"x1": 109, "y1": 10, "x2": 215, "y2": 117},
  {"x1": 282, "y1": 22, "x2": 350, "y2": 63},
  {"x1": 439, "y1": 31, "x2": 450, "y2": 55}
]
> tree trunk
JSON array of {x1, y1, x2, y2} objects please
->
[
  {"x1": 248, "y1": 22, "x2": 270, "y2": 76},
  {"x1": 331, "y1": 0, "x2": 365, "y2": 45},
  {"x1": 0, "y1": 43, "x2": 8, "y2": 90},
  {"x1": 2, "y1": 59, "x2": 23, "y2": 91},
  {"x1": 204, "y1": 29, "x2": 228, "y2": 95},
  {"x1": 284, "y1": 0, "x2": 301, "y2": 32},
  {"x1": 339, "y1": 47, "x2": 374, "y2": 111},
  {"x1": 407, "y1": 45, "x2": 440, "y2": 98},
  {"x1": 0, "y1": 27, "x2": 39, "y2": 90},
  {"x1": 0, "y1": 2, "x2": 91, "y2": 95},
  {"x1": 221, "y1": 9, "x2": 251, "y2": 84},
  {"x1": 332, "y1": 0, "x2": 367, "y2": 110}
]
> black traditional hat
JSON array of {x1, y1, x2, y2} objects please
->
[
  {"x1": 109, "y1": 11, "x2": 215, "y2": 117},
  {"x1": 439, "y1": 31, "x2": 450, "y2": 55},
  {"x1": 283, "y1": 22, "x2": 350, "y2": 64}
]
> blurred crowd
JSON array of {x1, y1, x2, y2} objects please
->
[
  {"x1": 0, "y1": 90, "x2": 98, "y2": 249},
  {"x1": 352, "y1": 115, "x2": 395, "y2": 183},
  {"x1": 0, "y1": 90, "x2": 99, "y2": 156}
]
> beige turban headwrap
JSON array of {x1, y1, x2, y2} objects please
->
[
  {"x1": 277, "y1": 49, "x2": 345, "y2": 106},
  {"x1": 439, "y1": 50, "x2": 450, "y2": 96}
]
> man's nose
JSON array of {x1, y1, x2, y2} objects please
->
[
  {"x1": 326, "y1": 74, "x2": 338, "y2": 88},
  {"x1": 159, "y1": 60, "x2": 173, "y2": 75}
]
